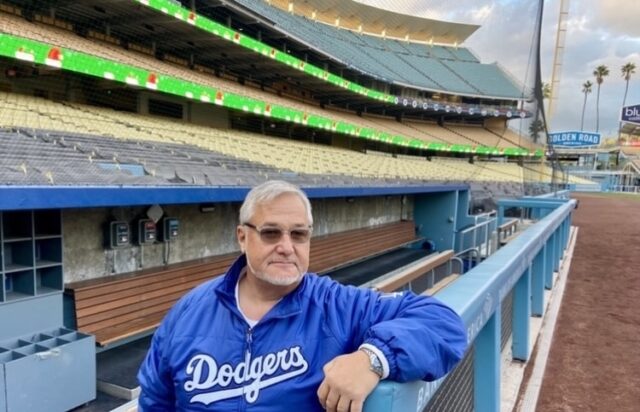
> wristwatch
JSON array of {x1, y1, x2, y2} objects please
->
[{"x1": 360, "y1": 347, "x2": 384, "y2": 379}]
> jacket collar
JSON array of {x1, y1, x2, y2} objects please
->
[{"x1": 215, "y1": 254, "x2": 305, "y2": 321}]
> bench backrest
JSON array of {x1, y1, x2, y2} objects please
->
[
  {"x1": 310, "y1": 220, "x2": 418, "y2": 273},
  {"x1": 371, "y1": 250, "x2": 454, "y2": 293}
]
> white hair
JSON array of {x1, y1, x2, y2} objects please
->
[{"x1": 239, "y1": 180, "x2": 313, "y2": 225}]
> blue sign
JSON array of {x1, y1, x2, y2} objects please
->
[
  {"x1": 548, "y1": 131, "x2": 601, "y2": 147},
  {"x1": 621, "y1": 104, "x2": 640, "y2": 124}
]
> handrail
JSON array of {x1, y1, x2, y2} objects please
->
[
  {"x1": 455, "y1": 216, "x2": 496, "y2": 256},
  {"x1": 364, "y1": 197, "x2": 576, "y2": 412},
  {"x1": 455, "y1": 247, "x2": 480, "y2": 267}
]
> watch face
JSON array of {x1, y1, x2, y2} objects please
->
[
  {"x1": 362, "y1": 348, "x2": 383, "y2": 377},
  {"x1": 371, "y1": 355, "x2": 382, "y2": 371}
]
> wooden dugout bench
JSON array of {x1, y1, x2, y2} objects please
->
[
  {"x1": 65, "y1": 221, "x2": 422, "y2": 348},
  {"x1": 371, "y1": 249, "x2": 459, "y2": 296},
  {"x1": 498, "y1": 218, "x2": 519, "y2": 247}
]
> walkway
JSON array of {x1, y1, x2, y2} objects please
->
[{"x1": 536, "y1": 194, "x2": 640, "y2": 411}]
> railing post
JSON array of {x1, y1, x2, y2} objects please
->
[
  {"x1": 562, "y1": 220, "x2": 568, "y2": 254},
  {"x1": 512, "y1": 266, "x2": 531, "y2": 361},
  {"x1": 554, "y1": 227, "x2": 561, "y2": 272},
  {"x1": 545, "y1": 232, "x2": 555, "y2": 290},
  {"x1": 485, "y1": 221, "x2": 490, "y2": 255},
  {"x1": 559, "y1": 221, "x2": 565, "y2": 254},
  {"x1": 474, "y1": 310, "x2": 501, "y2": 412},
  {"x1": 532, "y1": 246, "x2": 546, "y2": 316},
  {"x1": 473, "y1": 227, "x2": 478, "y2": 252},
  {"x1": 531, "y1": 206, "x2": 539, "y2": 220}
]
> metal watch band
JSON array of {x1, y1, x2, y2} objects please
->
[{"x1": 360, "y1": 347, "x2": 384, "y2": 378}]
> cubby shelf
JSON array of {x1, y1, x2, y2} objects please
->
[
  {"x1": 0, "y1": 211, "x2": 94, "y2": 412},
  {"x1": 1, "y1": 210, "x2": 63, "y2": 304}
]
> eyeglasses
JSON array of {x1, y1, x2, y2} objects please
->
[{"x1": 243, "y1": 223, "x2": 312, "y2": 244}]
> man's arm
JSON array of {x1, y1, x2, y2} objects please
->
[
  {"x1": 361, "y1": 291, "x2": 466, "y2": 382},
  {"x1": 316, "y1": 282, "x2": 467, "y2": 411},
  {"x1": 325, "y1": 283, "x2": 466, "y2": 381}
]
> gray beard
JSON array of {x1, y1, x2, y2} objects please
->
[{"x1": 246, "y1": 260, "x2": 305, "y2": 286}]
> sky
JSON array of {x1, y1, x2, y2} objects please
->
[{"x1": 362, "y1": 0, "x2": 640, "y2": 138}]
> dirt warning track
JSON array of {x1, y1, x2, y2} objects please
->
[{"x1": 535, "y1": 193, "x2": 640, "y2": 412}]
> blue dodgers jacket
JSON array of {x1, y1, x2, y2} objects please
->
[{"x1": 138, "y1": 255, "x2": 467, "y2": 411}]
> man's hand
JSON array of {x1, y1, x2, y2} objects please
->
[{"x1": 317, "y1": 350, "x2": 381, "y2": 412}]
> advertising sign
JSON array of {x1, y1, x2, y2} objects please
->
[
  {"x1": 621, "y1": 104, "x2": 640, "y2": 125},
  {"x1": 547, "y1": 131, "x2": 601, "y2": 147}
]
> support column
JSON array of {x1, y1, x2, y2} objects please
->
[
  {"x1": 545, "y1": 233, "x2": 555, "y2": 290},
  {"x1": 474, "y1": 310, "x2": 501, "y2": 412},
  {"x1": 562, "y1": 220, "x2": 569, "y2": 254},
  {"x1": 532, "y1": 246, "x2": 546, "y2": 316},
  {"x1": 554, "y1": 227, "x2": 561, "y2": 272},
  {"x1": 512, "y1": 266, "x2": 531, "y2": 360}
]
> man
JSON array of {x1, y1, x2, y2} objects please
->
[{"x1": 138, "y1": 180, "x2": 466, "y2": 411}]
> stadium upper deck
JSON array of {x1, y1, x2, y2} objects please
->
[
  {"x1": 1, "y1": 0, "x2": 529, "y2": 118},
  {"x1": 0, "y1": 4, "x2": 541, "y2": 157},
  {"x1": 227, "y1": 0, "x2": 523, "y2": 99},
  {"x1": 262, "y1": 0, "x2": 479, "y2": 44}
]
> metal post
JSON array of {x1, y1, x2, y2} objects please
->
[
  {"x1": 531, "y1": 206, "x2": 539, "y2": 220},
  {"x1": 562, "y1": 220, "x2": 568, "y2": 254},
  {"x1": 512, "y1": 266, "x2": 531, "y2": 361},
  {"x1": 484, "y1": 223, "x2": 490, "y2": 256},
  {"x1": 473, "y1": 228, "x2": 478, "y2": 253},
  {"x1": 545, "y1": 232, "x2": 555, "y2": 290},
  {"x1": 474, "y1": 310, "x2": 501, "y2": 412},
  {"x1": 558, "y1": 221, "x2": 565, "y2": 255},
  {"x1": 532, "y1": 246, "x2": 546, "y2": 316},
  {"x1": 554, "y1": 227, "x2": 561, "y2": 272}
]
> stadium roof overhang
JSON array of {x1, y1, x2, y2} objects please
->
[
  {"x1": 621, "y1": 122, "x2": 640, "y2": 136},
  {"x1": 0, "y1": 184, "x2": 468, "y2": 211},
  {"x1": 265, "y1": 0, "x2": 479, "y2": 44}
]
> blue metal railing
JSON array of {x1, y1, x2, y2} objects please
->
[
  {"x1": 364, "y1": 196, "x2": 575, "y2": 412},
  {"x1": 455, "y1": 211, "x2": 498, "y2": 269}
]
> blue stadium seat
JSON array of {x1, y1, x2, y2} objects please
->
[{"x1": 231, "y1": 0, "x2": 521, "y2": 98}]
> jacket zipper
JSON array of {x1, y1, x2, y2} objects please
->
[
  {"x1": 246, "y1": 327, "x2": 253, "y2": 354},
  {"x1": 240, "y1": 327, "x2": 253, "y2": 412}
]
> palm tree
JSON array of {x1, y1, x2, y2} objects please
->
[
  {"x1": 542, "y1": 82, "x2": 551, "y2": 100},
  {"x1": 580, "y1": 80, "x2": 593, "y2": 131},
  {"x1": 529, "y1": 119, "x2": 545, "y2": 143},
  {"x1": 593, "y1": 65, "x2": 610, "y2": 132},
  {"x1": 621, "y1": 62, "x2": 636, "y2": 108},
  {"x1": 541, "y1": 82, "x2": 551, "y2": 114}
]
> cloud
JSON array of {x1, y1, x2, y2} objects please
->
[{"x1": 592, "y1": 0, "x2": 640, "y2": 37}]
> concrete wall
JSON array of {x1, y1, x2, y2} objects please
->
[
  {"x1": 63, "y1": 203, "x2": 240, "y2": 283},
  {"x1": 311, "y1": 195, "x2": 412, "y2": 236},
  {"x1": 62, "y1": 195, "x2": 414, "y2": 283}
]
